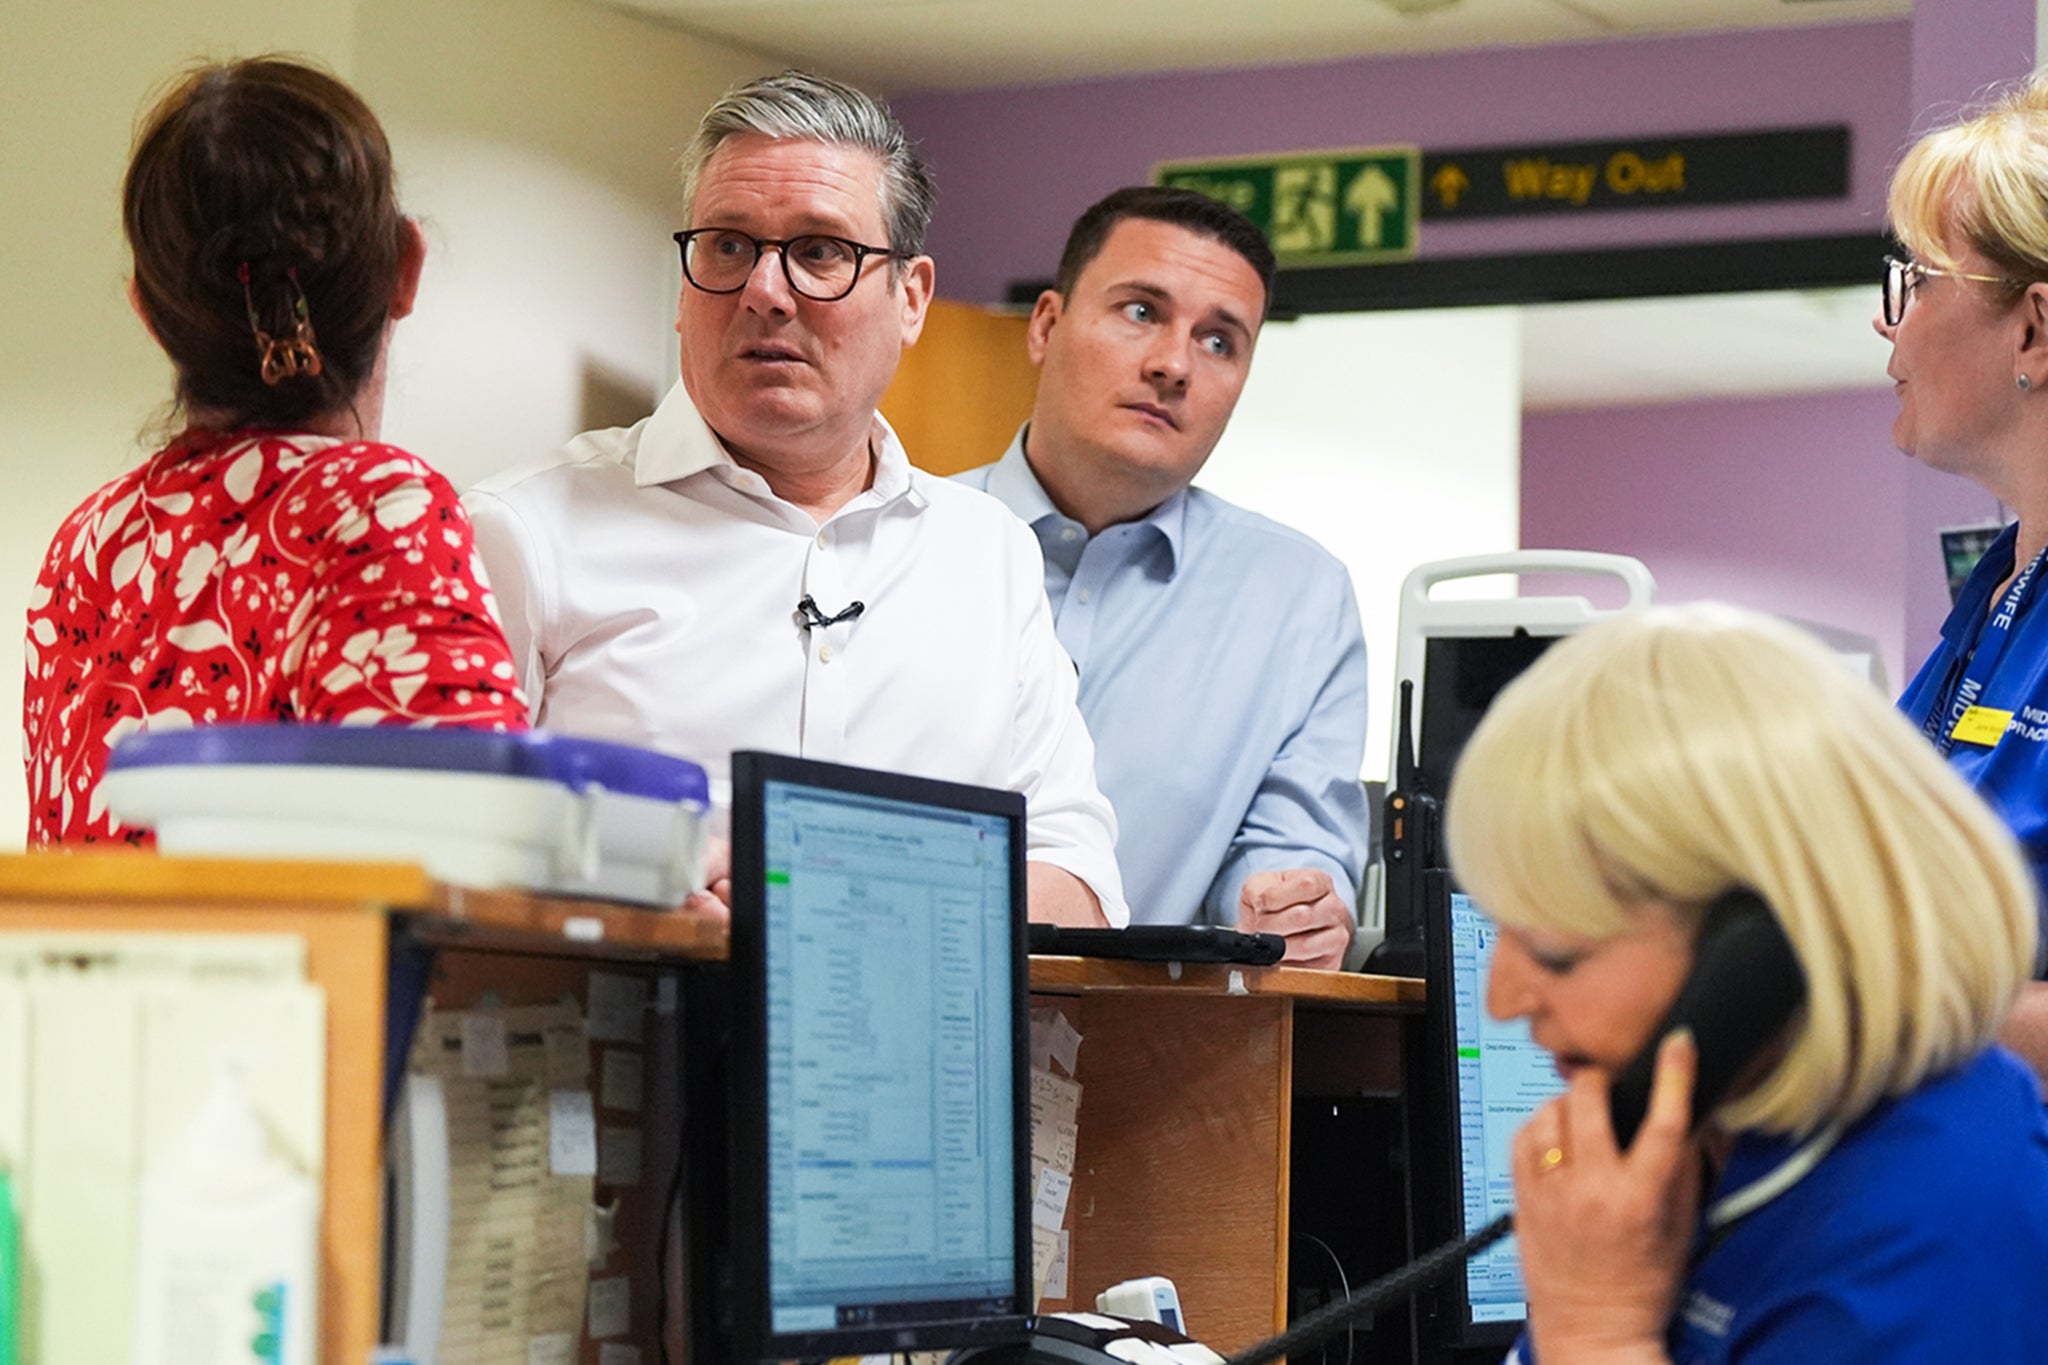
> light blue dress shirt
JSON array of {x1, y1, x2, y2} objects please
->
[{"x1": 957, "y1": 430, "x2": 1371, "y2": 926}]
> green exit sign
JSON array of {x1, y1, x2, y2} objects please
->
[{"x1": 1155, "y1": 146, "x2": 1421, "y2": 265}]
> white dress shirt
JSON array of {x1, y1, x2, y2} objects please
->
[{"x1": 464, "y1": 381, "x2": 1127, "y2": 924}]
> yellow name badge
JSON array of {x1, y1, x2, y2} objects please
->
[{"x1": 1951, "y1": 706, "x2": 2015, "y2": 747}]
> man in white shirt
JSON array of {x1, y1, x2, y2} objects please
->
[{"x1": 466, "y1": 71, "x2": 1124, "y2": 927}]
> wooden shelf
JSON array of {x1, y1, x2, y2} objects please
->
[
  {"x1": 408, "y1": 882, "x2": 728, "y2": 960},
  {"x1": 0, "y1": 853, "x2": 730, "y2": 962},
  {"x1": 0, "y1": 849, "x2": 433, "y2": 907},
  {"x1": 1028, "y1": 954, "x2": 1424, "y2": 1008}
]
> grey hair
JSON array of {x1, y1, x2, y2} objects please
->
[{"x1": 678, "y1": 69, "x2": 936, "y2": 260}]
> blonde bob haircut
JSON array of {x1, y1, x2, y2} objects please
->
[
  {"x1": 1445, "y1": 604, "x2": 2036, "y2": 1140},
  {"x1": 1889, "y1": 69, "x2": 2048, "y2": 287}
]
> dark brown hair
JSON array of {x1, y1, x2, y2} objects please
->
[
  {"x1": 124, "y1": 57, "x2": 407, "y2": 429},
  {"x1": 1053, "y1": 185, "x2": 1277, "y2": 316}
]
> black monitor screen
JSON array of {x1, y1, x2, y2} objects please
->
[
  {"x1": 1404, "y1": 631, "x2": 1573, "y2": 1352},
  {"x1": 728, "y1": 751, "x2": 1032, "y2": 1363},
  {"x1": 1416, "y1": 632, "x2": 1559, "y2": 802}
]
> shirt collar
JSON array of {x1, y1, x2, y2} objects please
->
[
  {"x1": 633, "y1": 379, "x2": 924, "y2": 514},
  {"x1": 1704, "y1": 1118, "x2": 1846, "y2": 1233},
  {"x1": 994, "y1": 424, "x2": 1186, "y2": 577}
]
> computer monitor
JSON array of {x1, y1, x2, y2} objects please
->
[
  {"x1": 1414, "y1": 632, "x2": 1559, "y2": 803},
  {"x1": 726, "y1": 751, "x2": 1034, "y2": 1363},
  {"x1": 1400, "y1": 631, "x2": 1571, "y2": 1355},
  {"x1": 1940, "y1": 521, "x2": 2007, "y2": 606},
  {"x1": 1410, "y1": 889, "x2": 1568, "y2": 1348}
]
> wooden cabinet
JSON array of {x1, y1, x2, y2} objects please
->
[
  {"x1": 1028, "y1": 959, "x2": 1421, "y2": 1354},
  {"x1": 880, "y1": 297, "x2": 1039, "y2": 475},
  {"x1": 0, "y1": 853, "x2": 725, "y2": 1365}
]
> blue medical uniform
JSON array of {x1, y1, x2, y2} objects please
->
[
  {"x1": 1899, "y1": 523, "x2": 2048, "y2": 957},
  {"x1": 1508, "y1": 1048, "x2": 2048, "y2": 1364}
]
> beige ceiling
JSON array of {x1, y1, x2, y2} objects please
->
[{"x1": 600, "y1": 0, "x2": 1908, "y2": 92}]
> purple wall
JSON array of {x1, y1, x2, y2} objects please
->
[
  {"x1": 894, "y1": 4, "x2": 2037, "y2": 676},
  {"x1": 1522, "y1": 391, "x2": 1913, "y2": 687},
  {"x1": 895, "y1": 22, "x2": 1912, "y2": 304},
  {"x1": 1910, "y1": 0, "x2": 2040, "y2": 138}
]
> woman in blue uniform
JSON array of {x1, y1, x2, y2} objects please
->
[
  {"x1": 1881, "y1": 73, "x2": 2048, "y2": 1069},
  {"x1": 1446, "y1": 604, "x2": 2048, "y2": 1364}
]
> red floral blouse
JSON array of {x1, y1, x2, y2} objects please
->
[{"x1": 24, "y1": 429, "x2": 528, "y2": 844}]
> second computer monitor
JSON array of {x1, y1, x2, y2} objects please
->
[{"x1": 726, "y1": 751, "x2": 1033, "y2": 1363}]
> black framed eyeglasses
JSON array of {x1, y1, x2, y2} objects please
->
[
  {"x1": 1883, "y1": 253, "x2": 2021, "y2": 327},
  {"x1": 674, "y1": 228, "x2": 895, "y2": 302}
]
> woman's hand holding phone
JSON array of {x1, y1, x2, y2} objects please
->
[{"x1": 1513, "y1": 1030, "x2": 1700, "y2": 1365}]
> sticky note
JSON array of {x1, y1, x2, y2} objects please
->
[
  {"x1": 599, "y1": 1126, "x2": 642, "y2": 1187},
  {"x1": 548, "y1": 1090, "x2": 598, "y2": 1177},
  {"x1": 1952, "y1": 706, "x2": 2013, "y2": 747},
  {"x1": 1030, "y1": 1069, "x2": 1081, "y2": 1131},
  {"x1": 461, "y1": 1014, "x2": 509, "y2": 1078},
  {"x1": 1046, "y1": 1013, "x2": 1082, "y2": 1076},
  {"x1": 544, "y1": 1019, "x2": 589, "y2": 1084},
  {"x1": 587, "y1": 972, "x2": 649, "y2": 1044},
  {"x1": 588, "y1": 1275, "x2": 631, "y2": 1340},
  {"x1": 1031, "y1": 1166, "x2": 1072, "y2": 1230},
  {"x1": 528, "y1": 1334, "x2": 576, "y2": 1365},
  {"x1": 1045, "y1": 1229, "x2": 1070, "y2": 1300},
  {"x1": 600, "y1": 1049, "x2": 643, "y2": 1112}
]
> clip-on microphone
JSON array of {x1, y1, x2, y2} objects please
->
[{"x1": 796, "y1": 593, "x2": 865, "y2": 631}]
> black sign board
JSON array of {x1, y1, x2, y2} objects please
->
[{"x1": 1421, "y1": 126, "x2": 1849, "y2": 220}]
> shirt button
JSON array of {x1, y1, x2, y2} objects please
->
[
  {"x1": 1061, "y1": 527, "x2": 1078, "y2": 542},
  {"x1": 1077, "y1": 588, "x2": 1092, "y2": 605},
  {"x1": 816, "y1": 530, "x2": 830, "y2": 549},
  {"x1": 819, "y1": 644, "x2": 835, "y2": 664}
]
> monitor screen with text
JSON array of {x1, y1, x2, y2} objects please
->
[
  {"x1": 1448, "y1": 891, "x2": 1569, "y2": 1325},
  {"x1": 729, "y1": 753, "x2": 1031, "y2": 1362}
]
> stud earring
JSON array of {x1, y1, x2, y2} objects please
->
[{"x1": 2022, "y1": 374, "x2": 2035, "y2": 392}]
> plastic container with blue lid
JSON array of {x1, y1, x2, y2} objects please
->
[{"x1": 102, "y1": 724, "x2": 711, "y2": 907}]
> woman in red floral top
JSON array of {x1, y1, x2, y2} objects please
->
[{"x1": 24, "y1": 59, "x2": 526, "y2": 844}]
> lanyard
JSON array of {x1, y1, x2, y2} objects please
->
[{"x1": 1923, "y1": 541, "x2": 2048, "y2": 756}]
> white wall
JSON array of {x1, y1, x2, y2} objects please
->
[
  {"x1": 0, "y1": 0, "x2": 772, "y2": 848},
  {"x1": 1195, "y1": 308, "x2": 1523, "y2": 782},
  {"x1": 354, "y1": 0, "x2": 770, "y2": 488}
]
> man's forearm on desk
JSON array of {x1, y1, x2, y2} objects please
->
[{"x1": 1027, "y1": 863, "x2": 1108, "y2": 927}]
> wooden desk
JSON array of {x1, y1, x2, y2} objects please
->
[
  {"x1": 0, "y1": 854, "x2": 1421, "y2": 1364},
  {"x1": 1029, "y1": 958, "x2": 1423, "y2": 1355}
]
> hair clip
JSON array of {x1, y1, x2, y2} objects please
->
[{"x1": 239, "y1": 261, "x2": 323, "y2": 386}]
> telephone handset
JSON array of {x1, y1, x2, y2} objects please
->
[
  {"x1": 1222, "y1": 887, "x2": 1810, "y2": 1365},
  {"x1": 1606, "y1": 887, "x2": 1809, "y2": 1150}
]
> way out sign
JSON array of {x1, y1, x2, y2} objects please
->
[{"x1": 1155, "y1": 146, "x2": 1421, "y2": 265}]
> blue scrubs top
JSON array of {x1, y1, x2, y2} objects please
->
[
  {"x1": 1509, "y1": 1048, "x2": 2048, "y2": 1364},
  {"x1": 1899, "y1": 522, "x2": 2048, "y2": 963}
]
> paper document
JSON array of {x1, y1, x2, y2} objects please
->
[{"x1": 412, "y1": 1005, "x2": 595, "y2": 1365}]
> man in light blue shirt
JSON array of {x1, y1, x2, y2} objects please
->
[{"x1": 956, "y1": 187, "x2": 1370, "y2": 966}]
